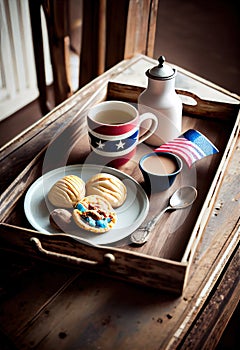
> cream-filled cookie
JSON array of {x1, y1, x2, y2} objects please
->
[
  {"x1": 72, "y1": 195, "x2": 117, "y2": 233},
  {"x1": 48, "y1": 175, "x2": 85, "y2": 208},
  {"x1": 86, "y1": 173, "x2": 127, "y2": 208}
]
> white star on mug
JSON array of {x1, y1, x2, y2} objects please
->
[
  {"x1": 96, "y1": 140, "x2": 105, "y2": 149},
  {"x1": 116, "y1": 140, "x2": 125, "y2": 149}
]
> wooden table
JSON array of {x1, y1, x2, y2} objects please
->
[{"x1": 0, "y1": 55, "x2": 239, "y2": 349}]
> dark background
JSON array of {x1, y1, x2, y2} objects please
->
[{"x1": 154, "y1": 0, "x2": 240, "y2": 95}]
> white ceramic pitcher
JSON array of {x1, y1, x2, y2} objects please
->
[{"x1": 138, "y1": 55, "x2": 182, "y2": 146}]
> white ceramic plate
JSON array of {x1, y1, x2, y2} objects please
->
[{"x1": 24, "y1": 164, "x2": 149, "y2": 245}]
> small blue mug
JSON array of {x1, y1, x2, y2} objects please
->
[{"x1": 139, "y1": 152, "x2": 183, "y2": 193}]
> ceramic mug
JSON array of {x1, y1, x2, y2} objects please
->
[
  {"x1": 87, "y1": 100, "x2": 158, "y2": 166},
  {"x1": 139, "y1": 152, "x2": 183, "y2": 192}
]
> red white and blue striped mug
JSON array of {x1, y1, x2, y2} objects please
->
[{"x1": 87, "y1": 100, "x2": 158, "y2": 167}]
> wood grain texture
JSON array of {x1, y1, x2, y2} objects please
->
[
  {"x1": 0, "y1": 55, "x2": 239, "y2": 349},
  {"x1": 176, "y1": 246, "x2": 240, "y2": 350},
  {"x1": 0, "y1": 250, "x2": 79, "y2": 340},
  {"x1": 0, "y1": 223, "x2": 187, "y2": 294},
  {"x1": 165, "y1": 135, "x2": 240, "y2": 349},
  {"x1": 79, "y1": 0, "x2": 104, "y2": 87},
  {"x1": 29, "y1": 0, "x2": 71, "y2": 113},
  {"x1": 0, "y1": 73, "x2": 239, "y2": 295},
  {"x1": 107, "y1": 81, "x2": 239, "y2": 120},
  {"x1": 80, "y1": 0, "x2": 159, "y2": 86},
  {"x1": 0, "y1": 57, "x2": 139, "y2": 193},
  {"x1": 124, "y1": 0, "x2": 159, "y2": 58}
]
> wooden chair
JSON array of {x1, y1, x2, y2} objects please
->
[
  {"x1": 29, "y1": 0, "x2": 159, "y2": 114},
  {"x1": 29, "y1": 0, "x2": 71, "y2": 114}
]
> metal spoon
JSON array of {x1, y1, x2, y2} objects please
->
[{"x1": 130, "y1": 186, "x2": 198, "y2": 245}]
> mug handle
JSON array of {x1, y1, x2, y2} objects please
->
[{"x1": 138, "y1": 113, "x2": 158, "y2": 144}]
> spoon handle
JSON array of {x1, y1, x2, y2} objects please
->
[{"x1": 131, "y1": 206, "x2": 171, "y2": 244}]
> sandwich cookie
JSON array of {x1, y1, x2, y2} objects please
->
[{"x1": 73, "y1": 195, "x2": 117, "y2": 233}]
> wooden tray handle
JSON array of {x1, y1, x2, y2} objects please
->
[
  {"x1": 30, "y1": 237, "x2": 115, "y2": 266},
  {"x1": 107, "y1": 82, "x2": 239, "y2": 121}
]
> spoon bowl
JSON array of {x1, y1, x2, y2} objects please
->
[
  {"x1": 130, "y1": 186, "x2": 198, "y2": 245},
  {"x1": 169, "y1": 186, "x2": 197, "y2": 209}
]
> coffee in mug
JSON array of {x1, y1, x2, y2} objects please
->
[
  {"x1": 87, "y1": 100, "x2": 158, "y2": 167},
  {"x1": 139, "y1": 152, "x2": 183, "y2": 192}
]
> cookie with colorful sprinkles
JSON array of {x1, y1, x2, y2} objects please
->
[{"x1": 72, "y1": 195, "x2": 117, "y2": 233}]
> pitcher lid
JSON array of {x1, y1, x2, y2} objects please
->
[{"x1": 146, "y1": 56, "x2": 176, "y2": 80}]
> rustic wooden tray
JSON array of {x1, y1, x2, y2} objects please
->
[{"x1": 1, "y1": 76, "x2": 239, "y2": 294}]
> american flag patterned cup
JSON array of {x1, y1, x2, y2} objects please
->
[{"x1": 87, "y1": 100, "x2": 158, "y2": 167}]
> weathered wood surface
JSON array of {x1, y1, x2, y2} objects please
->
[
  {"x1": 0, "y1": 224, "x2": 187, "y2": 294},
  {"x1": 1, "y1": 54, "x2": 239, "y2": 192},
  {"x1": 124, "y1": 0, "x2": 159, "y2": 59},
  {"x1": 0, "y1": 55, "x2": 239, "y2": 349},
  {"x1": 172, "y1": 245, "x2": 240, "y2": 350},
  {"x1": 0, "y1": 134, "x2": 239, "y2": 349},
  {"x1": 1, "y1": 78, "x2": 238, "y2": 294},
  {"x1": 108, "y1": 81, "x2": 240, "y2": 120},
  {"x1": 79, "y1": 0, "x2": 159, "y2": 87},
  {"x1": 0, "y1": 57, "x2": 138, "y2": 193},
  {"x1": 29, "y1": 0, "x2": 159, "y2": 112}
]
